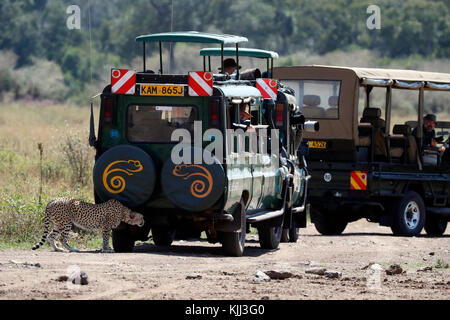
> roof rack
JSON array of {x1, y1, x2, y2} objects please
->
[{"x1": 135, "y1": 31, "x2": 248, "y2": 76}]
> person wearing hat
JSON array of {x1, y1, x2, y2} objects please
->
[
  {"x1": 412, "y1": 114, "x2": 446, "y2": 152},
  {"x1": 220, "y1": 58, "x2": 241, "y2": 79}
]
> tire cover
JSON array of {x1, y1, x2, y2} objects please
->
[
  {"x1": 161, "y1": 147, "x2": 225, "y2": 212},
  {"x1": 93, "y1": 145, "x2": 156, "y2": 208}
]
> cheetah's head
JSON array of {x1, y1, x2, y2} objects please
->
[{"x1": 121, "y1": 207, "x2": 145, "y2": 227}]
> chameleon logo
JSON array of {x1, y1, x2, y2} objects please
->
[
  {"x1": 172, "y1": 165, "x2": 213, "y2": 198},
  {"x1": 103, "y1": 160, "x2": 143, "y2": 194}
]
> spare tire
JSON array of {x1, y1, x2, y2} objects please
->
[
  {"x1": 161, "y1": 147, "x2": 225, "y2": 212},
  {"x1": 93, "y1": 145, "x2": 156, "y2": 208}
]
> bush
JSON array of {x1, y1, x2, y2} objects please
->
[
  {"x1": 60, "y1": 131, "x2": 93, "y2": 186},
  {"x1": 0, "y1": 51, "x2": 18, "y2": 94},
  {"x1": 14, "y1": 57, "x2": 69, "y2": 101}
]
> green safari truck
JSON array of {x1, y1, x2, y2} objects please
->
[{"x1": 89, "y1": 32, "x2": 313, "y2": 256}]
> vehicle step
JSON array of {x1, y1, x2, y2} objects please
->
[{"x1": 247, "y1": 209, "x2": 284, "y2": 223}]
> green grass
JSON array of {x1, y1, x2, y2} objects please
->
[
  {"x1": 0, "y1": 103, "x2": 101, "y2": 248},
  {"x1": 435, "y1": 259, "x2": 450, "y2": 269}
]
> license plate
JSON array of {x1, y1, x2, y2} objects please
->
[
  {"x1": 309, "y1": 140, "x2": 327, "y2": 149},
  {"x1": 140, "y1": 84, "x2": 184, "y2": 96}
]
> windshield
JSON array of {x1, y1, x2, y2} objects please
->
[
  {"x1": 127, "y1": 105, "x2": 197, "y2": 143},
  {"x1": 281, "y1": 80, "x2": 341, "y2": 119}
]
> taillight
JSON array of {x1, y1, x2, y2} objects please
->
[
  {"x1": 275, "y1": 103, "x2": 284, "y2": 127},
  {"x1": 102, "y1": 96, "x2": 113, "y2": 124},
  {"x1": 209, "y1": 100, "x2": 220, "y2": 128}
]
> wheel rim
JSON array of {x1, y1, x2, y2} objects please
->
[{"x1": 404, "y1": 201, "x2": 420, "y2": 230}]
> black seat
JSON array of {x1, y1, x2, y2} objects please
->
[{"x1": 358, "y1": 108, "x2": 387, "y2": 161}]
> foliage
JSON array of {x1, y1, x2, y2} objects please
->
[{"x1": 0, "y1": 0, "x2": 449, "y2": 103}]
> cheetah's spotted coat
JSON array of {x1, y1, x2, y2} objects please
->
[{"x1": 32, "y1": 198, "x2": 144, "y2": 253}]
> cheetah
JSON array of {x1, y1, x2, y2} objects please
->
[{"x1": 32, "y1": 198, "x2": 144, "y2": 253}]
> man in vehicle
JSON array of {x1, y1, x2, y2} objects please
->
[
  {"x1": 232, "y1": 104, "x2": 255, "y2": 132},
  {"x1": 412, "y1": 114, "x2": 446, "y2": 153},
  {"x1": 221, "y1": 58, "x2": 241, "y2": 79}
]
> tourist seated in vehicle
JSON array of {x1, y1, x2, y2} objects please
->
[
  {"x1": 220, "y1": 58, "x2": 241, "y2": 79},
  {"x1": 412, "y1": 114, "x2": 446, "y2": 153},
  {"x1": 236, "y1": 104, "x2": 255, "y2": 132}
]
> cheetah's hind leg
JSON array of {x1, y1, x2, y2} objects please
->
[
  {"x1": 48, "y1": 229, "x2": 64, "y2": 252},
  {"x1": 60, "y1": 225, "x2": 80, "y2": 253}
]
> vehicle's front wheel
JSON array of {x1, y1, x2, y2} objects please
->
[
  {"x1": 390, "y1": 191, "x2": 425, "y2": 237},
  {"x1": 112, "y1": 228, "x2": 135, "y2": 253},
  {"x1": 281, "y1": 228, "x2": 299, "y2": 243},
  {"x1": 152, "y1": 227, "x2": 176, "y2": 246},
  {"x1": 424, "y1": 214, "x2": 448, "y2": 236},
  {"x1": 258, "y1": 223, "x2": 283, "y2": 249}
]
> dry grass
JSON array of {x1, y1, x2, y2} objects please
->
[{"x1": 0, "y1": 101, "x2": 99, "y2": 245}]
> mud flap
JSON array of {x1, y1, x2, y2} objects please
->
[{"x1": 215, "y1": 202, "x2": 245, "y2": 233}]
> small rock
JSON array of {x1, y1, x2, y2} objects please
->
[
  {"x1": 305, "y1": 268, "x2": 327, "y2": 276},
  {"x1": 417, "y1": 266, "x2": 433, "y2": 272},
  {"x1": 264, "y1": 270, "x2": 294, "y2": 280},
  {"x1": 9, "y1": 260, "x2": 40, "y2": 268},
  {"x1": 24, "y1": 262, "x2": 41, "y2": 268},
  {"x1": 253, "y1": 271, "x2": 270, "y2": 283},
  {"x1": 57, "y1": 272, "x2": 89, "y2": 285},
  {"x1": 386, "y1": 264, "x2": 403, "y2": 275},
  {"x1": 186, "y1": 274, "x2": 202, "y2": 280},
  {"x1": 429, "y1": 252, "x2": 435, "y2": 256},
  {"x1": 260, "y1": 295, "x2": 270, "y2": 300},
  {"x1": 324, "y1": 271, "x2": 342, "y2": 279}
]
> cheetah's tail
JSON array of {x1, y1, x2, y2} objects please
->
[{"x1": 31, "y1": 211, "x2": 51, "y2": 250}]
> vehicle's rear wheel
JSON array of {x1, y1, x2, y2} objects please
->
[
  {"x1": 390, "y1": 191, "x2": 425, "y2": 237},
  {"x1": 424, "y1": 214, "x2": 448, "y2": 236},
  {"x1": 258, "y1": 223, "x2": 283, "y2": 249},
  {"x1": 281, "y1": 228, "x2": 299, "y2": 243},
  {"x1": 221, "y1": 202, "x2": 246, "y2": 257},
  {"x1": 112, "y1": 228, "x2": 135, "y2": 253},
  {"x1": 152, "y1": 227, "x2": 176, "y2": 246},
  {"x1": 311, "y1": 206, "x2": 347, "y2": 235}
]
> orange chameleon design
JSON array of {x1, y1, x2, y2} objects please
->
[
  {"x1": 172, "y1": 164, "x2": 213, "y2": 198},
  {"x1": 102, "y1": 160, "x2": 143, "y2": 194}
]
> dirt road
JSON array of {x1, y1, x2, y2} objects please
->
[{"x1": 0, "y1": 220, "x2": 449, "y2": 300}]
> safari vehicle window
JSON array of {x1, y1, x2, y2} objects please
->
[
  {"x1": 282, "y1": 80, "x2": 341, "y2": 119},
  {"x1": 127, "y1": 105, "x2": 197, "y2": 143}
]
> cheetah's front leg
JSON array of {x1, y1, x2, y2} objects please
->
[{"x1": 101, "y1": 229, "x2": 114, "y2": 253}]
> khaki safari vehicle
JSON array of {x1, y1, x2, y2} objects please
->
[
  {"x1": 275, "y1": 65, "x2": 450, "y2": 236},
  {"x1": 89, "y1": 32, "x2": 313, "y2": 256}
]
